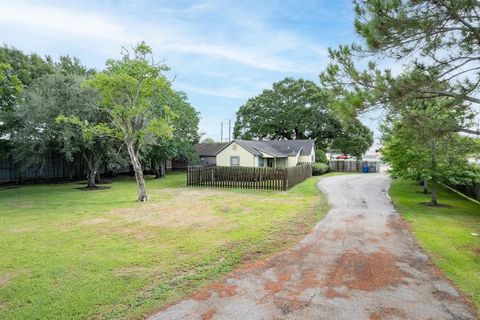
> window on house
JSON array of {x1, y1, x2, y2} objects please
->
[
  {"x1": 230, "y1": 156, "x2": 240, "y2": 167},
  {"x1": 267, "y1": 158, "x2": 273, "y2": 167}
]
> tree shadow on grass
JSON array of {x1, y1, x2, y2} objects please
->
[
  {"x1": 73, "y1": 186, "x2": 111, "y2": 191},
  {"x1": 419, "y1": 202, "x2": 451, "y2": 208}
]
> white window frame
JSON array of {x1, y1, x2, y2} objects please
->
[{"x1": 230, "y1": 156, "x2": 240, "y2": 167}]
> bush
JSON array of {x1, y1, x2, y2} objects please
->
[
  {"x1": 312, "y1": 162, "x2": 329, "y2": 176},
  {"x1": 315, "y1": 149, "x2": 328, "y2": 164}
]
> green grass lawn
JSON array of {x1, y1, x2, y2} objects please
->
[
  {"x1": 0, "y1": 172, "x2": 329, "y2": 319},
  {"x1": 389, "y1": 179, "x2": 480, "y2": 309}
]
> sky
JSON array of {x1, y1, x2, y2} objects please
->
[{"x1": 0, "y1": 0, "x2": 386, "y2": 144}]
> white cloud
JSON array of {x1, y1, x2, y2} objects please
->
[
  {"x1": 162, "y1": 42, "x2": 295, "y2": 72},
  {"x1": 0, "y1": 0, "x2": 341, "y2": 138},
  {"x1": 174, "y1": 82, "x2": 253, "y2": 100},
  {"x1": 0, "y1": 1, "x2": 327, "y2": 73},
  {"x1": 0, "y1": 2, "x2": 136, "y2": 44}
]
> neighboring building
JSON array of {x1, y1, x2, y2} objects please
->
[
  {"x1": 197, "y1": 142, "x2": 227, "y2": 166},
  {"x1": 170, "y1": 142, "x2": 227, "y2": 170},
  {"x1": 216, "y1": 139, "x2": 315, "y2": 168}
]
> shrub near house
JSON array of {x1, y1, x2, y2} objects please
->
[{"x1": 312, "y1": 163, "x2": 329, "y2": 176}]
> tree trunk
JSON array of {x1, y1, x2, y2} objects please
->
[
  {"x1": 152, "y1": 160, "x2": 161, "y2": 179},
  {"x1": 430, "y1": 180, "x2": 438, "y2": 206},
  {"x1": 83, "y1": 152, "x2": 97, "y2": 189},
  {"x1": 160, "y1": 162, "x2": 166, "y2": 177},
  {"x1": 126, "y1": 142, "x2": 148, "y2": 202},
  {"x1": 423, "y1": 179, "x2": 428, "y2": 194},
  {"x1": 154, "y1": 166, "x2": 160, "y2": 179},
  {"x1": 87, "y1": 170, "x2": 97, "y2": 188},
  {"x1": 95, "y1": 171, "x2": 102, "y2": 184}
]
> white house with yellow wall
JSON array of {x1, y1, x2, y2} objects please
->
[{"x1": 215, "y1": 139, "x2": 315, "y2": 168}]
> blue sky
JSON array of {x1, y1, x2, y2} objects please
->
[{"x1": 0, "y1": 0, "x2": 384, "y2": 142}]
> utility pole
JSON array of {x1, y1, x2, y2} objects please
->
[
  {"x1": 228, "y1": 119, "x2": 231, "y2": 142},
  {"x1": 220, "y1": 121, "x2": 223, "y2": 142}
]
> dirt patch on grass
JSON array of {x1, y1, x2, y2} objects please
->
[
  {"x1": 109, "y1": 196, "x2": 225, "y2": 229},
  {"x1": 472, "y1": 247, "x2": 480, "y2": 256},
  {"x1": 107, "y1": 189, "x2": 280, "y2": 229},
  {"x1": 80, "y1": 217, "x2": 110, "y2": 226},
  {"x1": 0, "y1": 271, "x2": 28, "y2": 288},
  {"x1": 324, "y1": 251, "x2": 404, "y2": 292},
  {"x1": 0, "y1": 272, "x2": 14, "y2": 287}
]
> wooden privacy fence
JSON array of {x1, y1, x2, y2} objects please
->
[
  {"x1": 449, "y1": 182, "x2": 480, "y2": 201},
  {"x1": 329, "y1": 160, "x2": 380, "y2": 173},
  {"x1": 187, "y1": 164, "x2": 312, "y2": 191}
]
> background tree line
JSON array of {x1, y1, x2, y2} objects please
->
[
  {"x1": 233, "y1": 77, "x2": 374, "y2": 160},
  {"x1": 0, "y1": 43, "x2": 200, "y2": 201}
]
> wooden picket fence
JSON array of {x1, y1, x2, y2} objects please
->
[{"x1": 187, "y1": 164, "x2": 312, "y2": 191}]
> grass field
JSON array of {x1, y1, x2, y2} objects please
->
[
  {"x1": 389, "y1": 179, "x2": 480, "y2": 310},
  {"x1": 0, "y1": 172, "x2": 329, "y2": 319}
]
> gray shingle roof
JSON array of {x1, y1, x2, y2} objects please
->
[
  {"x1": 196, "y1": 143, "x2": 228, "y2": 157},
  {"x1": 228, "y1": 139, "x2": 314, "y2": 157}
]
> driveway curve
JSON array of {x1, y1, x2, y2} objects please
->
[{"x1": 150, "y1": 173, "x2": 476, "y2": 320}]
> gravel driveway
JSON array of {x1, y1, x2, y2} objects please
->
[{"x1": 149, "y1": 173, "x2": 476, "y2": 320}]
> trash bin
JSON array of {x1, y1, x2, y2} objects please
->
[{"x1": 362, "y1": 163, "x2": 369, "y2": 173}]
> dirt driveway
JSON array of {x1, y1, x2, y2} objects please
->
[{"x1": 149, "y1": 174, "x2": 476, "y2": 320}]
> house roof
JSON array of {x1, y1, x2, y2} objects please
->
[
  {"x1": 217, "y1": 139, "x2": 315, "y2": 158},
  {"x1": 196, "y1": 143, "x2": 228, "y2": 157}
]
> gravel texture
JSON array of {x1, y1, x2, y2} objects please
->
[{"x1": 149, "y1": 173, "x2": 476, "y2": 320}]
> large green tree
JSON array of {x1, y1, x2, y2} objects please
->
[
  {"x1": 321, "y1": 0, "x2": 480, "y2": 137},
  {"x1": 234, "y1": 77, "x2": 342, "y2": 148},
  {"x1": 0, "y1": 62, "x2": 23, "y2": 137},
  {"x1": 85, "y1": 43, "x2": 174, "y2": 201},
  {"x1": 14, "y1": 71, "x2": 120, "y2": 187},
  {"x1": 0, "y1": 46, "x2": 54, "y2": 137},
  {"x1": 382, "y1": 100, "x2": 479, "y2": 206},
  {"x1": 331, "y1": 119, "x2": 373, "y2": 159},
  {"x1": 353, "y1": 0, "x2": 480, "y2": 112},
  {"x1": 148, "y1": 90, "x2": 200, "y2": 177}
]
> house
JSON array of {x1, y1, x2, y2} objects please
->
[
  {"x1": 197, "y1": 142, "x2": 227, "y2": 166},
  {"x1": 216, "y1": 139, "x2": 315, "y2": 168},
  {"x1": 169, "y1": 142, "x2": 227, "y2": 170}
]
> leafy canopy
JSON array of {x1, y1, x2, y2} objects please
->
[
  {"x1": 234, "y1": 77, "x2": 341, "y2": 149},
  {"x1": 84, "y1": 42, "x2": 174, "y2": 147},
  {"x1": 331, "y1": 119, "x2": 373, "y2": 159},
  {"x1": 382, "y1": 100, "x2": 480, "y2": 204},
  {"x1": 14, "y1": 72, "x2": 99, "y2": 170},
  {"x1": 321, "y1": 0, "x2": 480, "y2": 136}
]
